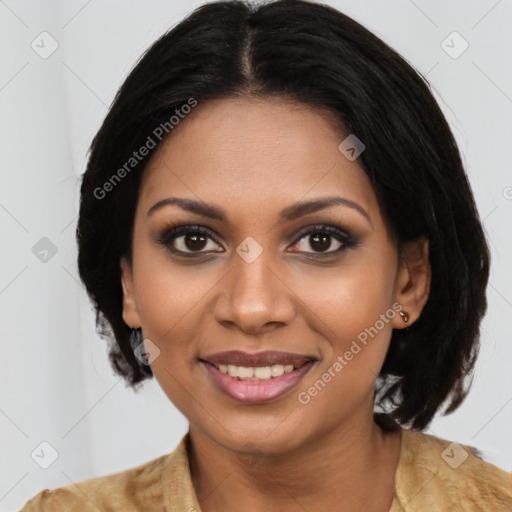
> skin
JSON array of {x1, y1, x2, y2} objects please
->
[{"x1": 120, "y1": 96, "x2": 431, "y2": 512}]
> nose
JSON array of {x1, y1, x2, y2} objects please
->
[{"x1": 212, "y1": 246, "x2": 296, "y2": 335}]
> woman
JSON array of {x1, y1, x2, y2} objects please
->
[{"x1": 22, "y1": 0, "x2": 512, "y2": 510}]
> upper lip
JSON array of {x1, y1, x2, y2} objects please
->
[{"x1": 200, "y1": 350, "x2": 316, "y2": 368}]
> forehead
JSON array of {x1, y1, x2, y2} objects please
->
[{"x1": 139, "y1": 96, "x2": 378, "y2": 220}]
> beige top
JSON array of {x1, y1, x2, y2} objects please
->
[{"x1": 21, "y1": 428, "x2": 512, "y2": 511}]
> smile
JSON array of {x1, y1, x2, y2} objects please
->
[
  {"x1": 199, "y1": 350, "x2": 317, "y2": 404},
  {"x1": 214, "y1": 362, "x2": 299, "y2": 381}
]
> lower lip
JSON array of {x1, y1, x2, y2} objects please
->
[{"x1": 201, "y1": 360, "x2": 315, "y2": 404}]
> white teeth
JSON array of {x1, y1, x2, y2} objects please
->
[
  {"x1": 270, "y1": 364, "x2": 284, "y2": 377},
  {"x1": 227, "y1": 364, "x2": 238, "y2": 377},
  {"x1": 217, "y1": 363, "x2": 299, "y2": 380},
  {"x1": 238, "y1": 366, "x2": 254, "y2": 379},
  {"x1": 254, "y1": 366, "x2": 271, "y2": 379}
]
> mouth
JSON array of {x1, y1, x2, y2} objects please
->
[
  {"x1": 200, "y1": 350, "x2": 316, "y2": 369},
  {"x1": 199, "y1": 350, "x2": 317, "y2": 404},
  {"x1": 201, "y1": 360, "x2": 309, "y2": 380}
]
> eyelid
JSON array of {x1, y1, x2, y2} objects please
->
[
  {"x1": 292, "y1": 223, "x2": 351, "y2": 240},
  {"x1": 287, "y1": 223, "x2": 356, "y2": 255},
  {"x1": 156, "y1": 221, "x2": 358, "y2": 258},
  {"x1": 156, "y1": 224, "x2": 223, "y2": 250}
]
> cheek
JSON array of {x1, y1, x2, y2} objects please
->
[
  {"x1": 131, "y1": 251, "x2": 215, "y2": 375},
  {"x1": 295, "y1": 252, "x2": 396, "y2": 380},
  {"x1": 133, "y1": 241, "x2": 213, "y2": 333},
  {"x1": 297, "y1": 253, "x2": 396, "y2": 334}
]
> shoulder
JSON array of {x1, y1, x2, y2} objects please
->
[
  {"x1": 393, "y1": 428, "x2": 512, "y2": 511},
  {"x1": 20, "y1": 451, "x2": 170, "y2": 511}
]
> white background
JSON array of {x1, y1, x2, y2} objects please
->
[{"x1": 1, "y1": 1, "x2": 511, "y2": 510}]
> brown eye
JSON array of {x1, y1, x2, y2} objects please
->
[
  {"x1": 157, "y1": 223, "x2": 357, "y2": 259},
  {"x1": 157, "y1": 225, "x2": 223, "y2": 255},
  {"x1": 288, "y1": 224, "x2": 356, "y2": 255},
  {"x1": 306, "y1": 233, "x2": 340, "y2": 252},
  {"x1": 180, "y1": 232, "x2": 209, "y2": 252}
]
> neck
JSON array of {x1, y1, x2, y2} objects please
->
[{"x1": 188, "y1": 399, "x2": 402, "y2": 512}]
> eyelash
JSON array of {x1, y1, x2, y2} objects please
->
[{"x1": 156, "y1": 223, "x2": 358, "y2": 259}]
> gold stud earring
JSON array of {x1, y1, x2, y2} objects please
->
[{"x1": 399, "y1": 310, "x2": 409, "y2": 323}]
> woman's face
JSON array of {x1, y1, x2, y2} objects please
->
[{"x1": 121, "y1": 96, "x2": 429, "y2": 454}]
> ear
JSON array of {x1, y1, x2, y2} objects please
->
[
  {"x1": 120, "y1": 257, "x2": 141, "y2": 329},
  {"x1": 392, "y1": 237, "x2": 431, "y2": 329}
]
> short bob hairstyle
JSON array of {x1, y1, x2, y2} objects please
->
[{"x1": 76, "y1": 0, "x2": 490, "y2": 431}]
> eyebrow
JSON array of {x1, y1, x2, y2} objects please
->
[{"x1": 146, "y1": 196, "x2": 372, "y2": 227}]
